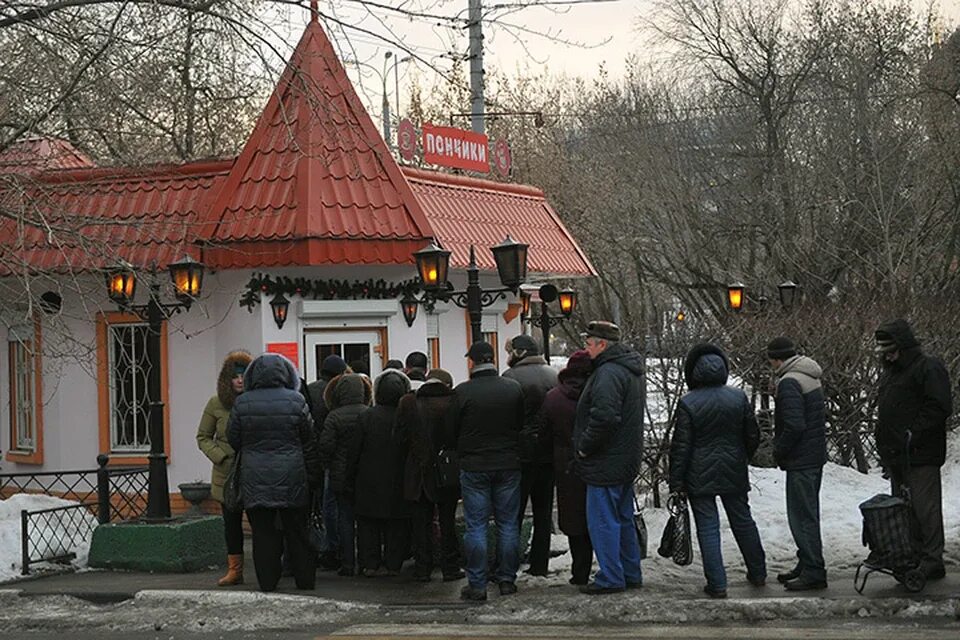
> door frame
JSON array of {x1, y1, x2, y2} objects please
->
[{"x1": 302, "y1": 326, "x2": 388, "y2": 381}]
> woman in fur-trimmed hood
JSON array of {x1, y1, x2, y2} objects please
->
[{"x1": 196, "y1": 349, "x2": 252, "y2": 587}]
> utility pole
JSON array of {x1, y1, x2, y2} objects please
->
[
  {"x1": 467, "y1": 0, "x2": 485, "y2": 134},
  {"x1": 382, "y1": 52, "x2": 392, "y2": 147}
]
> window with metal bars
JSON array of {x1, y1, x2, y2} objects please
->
[
  {"x1": 8, "y1": 338, "x2": 35, "y2": 453},
  {"x1": 107, "y1": 323, "x2": 154, "y2": 451}
]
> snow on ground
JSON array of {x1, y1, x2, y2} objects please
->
[
  {"x1": 0, "y1": 494, "x2": 97, "y2": 583},
  {"x1": 521, "y1": 431, "x2": 960, "y2": 591}
]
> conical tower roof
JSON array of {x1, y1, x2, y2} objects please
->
[{"x1": 203, "y1": 17, "x2": 433, "y2": 267}]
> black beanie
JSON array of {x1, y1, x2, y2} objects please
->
[{"x1": 766, "y1": 337, "x2": 797, "y2": 360}]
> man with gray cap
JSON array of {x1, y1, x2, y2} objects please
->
[
  {"x1": 874, "y1": 319, "x2": 952, "y2": 580},
  {"x1": 574, "y1": 321, "x2": 644, "y2": 594},
  {"x1": 504, "y1": 334, "x2": 558, "y2": 576},
  {"x1": 767, "y1": 337, "x2": 827, "y2": 590},
  {"x1": 453, "y1": 341, "x2": 526, "y2": 601}
]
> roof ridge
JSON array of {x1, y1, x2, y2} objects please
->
[
  {"x1": 28, "y1": 158, "x2": 234, "y2": 185},
  {"x1": 401, "y1": 166, "x2": 545, "y2": 199}
]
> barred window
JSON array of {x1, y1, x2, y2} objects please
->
[
  {"x1": 8, "y1": 337, "x2": 36, "y2": 453},
  {"x1": 108, "y1": 322, "x2": 155, "y2": 452}
]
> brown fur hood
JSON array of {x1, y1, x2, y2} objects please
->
[
  {"x1": 217, "y1": 350, "x2": 253, "y2": 410},
  {"x1": 323, "y1": 373, "x2": 373, "y2": 411}
]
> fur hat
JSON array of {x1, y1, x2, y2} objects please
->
[
  {"x1": 425, "y1": 368, "x2": 454, "y2": 387},
  {"x1": 217, "y1": 350, "x2": 253, "y2": 410},
  {"x1": 582, "y1": 320, "x2": 621, "y2": 342}
]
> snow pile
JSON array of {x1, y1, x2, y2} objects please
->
[
  {"x1": 522, "y1": 430, "x2": 960, "y2": 589},
  {"x1": 0, "y1": 493, "x2": 99, "y2": 583}
]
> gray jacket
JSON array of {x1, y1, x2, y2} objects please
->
[
  {"x1": 773, "y1": 355, "x2": 827, "y2": 470},
  {"x1": 504, "y1": 355, "x2": 559, "y2": 464}
]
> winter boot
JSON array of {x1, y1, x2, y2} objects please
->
[{"x1": 217, "y1": 554, "x2": 244, "y2": 586}]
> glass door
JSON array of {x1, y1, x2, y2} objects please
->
[{"x1": 303, "y1": 329, "x2": 383, "y2": 383}]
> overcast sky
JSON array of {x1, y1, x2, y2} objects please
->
[{"x1": 264, "y1": 0, "x2": 960, "y2": 126}]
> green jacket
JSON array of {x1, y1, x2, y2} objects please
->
[{"x1": 196, "y1": 395, "x2": 236, "y2": 502}]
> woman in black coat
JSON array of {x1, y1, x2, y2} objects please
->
[
  {"x1": 227, "y1": 353, "x2": 321, "y2": 592},
  {"x1": 668, "y1": 343, "x2": 766, "y2": 599},
  {"x1": 350, "y1": 369, "x2": 412, "y2": 576},
  {"x1": 536, "y1": 350, "x2": 594, "y2": 585},
  {"x1": 397, "y1": 368, "x2": 462, "y2": 582}
]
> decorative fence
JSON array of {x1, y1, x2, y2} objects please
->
[{"x1": 0, "y1": 454, "x2": 148, "y2": 575}]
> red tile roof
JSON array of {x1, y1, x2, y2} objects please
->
[
  {"x1": 202, "y1": 18, "x2": 433, "y2": 268},
  {"x1": 402, "y1": 168, "x2": 595, "y2": 277},
  {"x1": 0, "y1": 137, "x2": 95, "y2": 174},
  {"x1": 0, "y1": 20, "x2": 593, "y2": 279},
  {"x1": 0, "y1": 160, "x2": 230, "y2": 273}
]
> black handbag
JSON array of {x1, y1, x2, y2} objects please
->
[
  {"x1": 633, "y1": 492, "x2": 648, "y2": 560},
  {"x1": 435, "y1": 448, "x2": 460, "y2": 489},
  {"x1": 658, "y1": 493, "x2": 692, "y2": 566},
  {"x1": 223, "y1": 452, "x2": 243, "y2": 512}
]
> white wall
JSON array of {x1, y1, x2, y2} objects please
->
[{"x1": 0, "y1": 264, "x2": 527, "y2": 486}]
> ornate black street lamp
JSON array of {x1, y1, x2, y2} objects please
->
[
  {"x1": 412, "y1": 237, "x2": 529, "y2": 345},
  {"x1": 400, "y1": 294, "x2": 419, "y2": 327},
  {"x1": 269, "y1": 292, "x2": 291, "y2": 329},
  {"x1": 104, "y1": 255, "x2": 205, "y2": 521},
  {"x1": 524, "y1": 284, "x2": 577, "y2": 361},
  {"x1": 726, "y1": 280, "x2": 798, "y2": 313}
]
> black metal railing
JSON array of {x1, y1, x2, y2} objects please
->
[{"x1": 1, "y1": 455, "x2": 148, "y2": 575}]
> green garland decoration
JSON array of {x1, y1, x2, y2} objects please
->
[{"x1": 240, "y1": 273, "x2": 423, "y2": 312}]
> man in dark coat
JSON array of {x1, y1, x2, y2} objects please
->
[
  {"x1": 538, "y1": 350, "x2": 594, "y2": 585},
  {"x1": 226, "y1": 353, "x2": 321, "y2": 592},
  {"x1": 573, "y1": 321, "x2": 644, "y2": 595},
  {"x1": 316, "y1": 373, "x2": 372, "y2": 575},
  {"x1": 875, "y1": 319, "x2": 952, "y2": 580},
  {"x1": 397, "y1": 368, "x2": 463, "y2": 582},
  {"x1": 352, "y1": 369, "x2": 413, "y2": 576},
  {"x1": 669, "y1": 343, "x2": 766, "y2": 599},
  {"x1": 307, "y1": 354, "x2": 348, "y2": 569},
  {"x1": 454, "y1": 341, "x2": 525, "y2": 601},
  {"x1": 504, "y1": 334, "x2": 558, "y2": 576},
  {"x1": 767, "y1": 337, "x2": 828, "y2": 591},
  {"x1": 405, "y1": 351, "x2": 429, "y2": 391}
]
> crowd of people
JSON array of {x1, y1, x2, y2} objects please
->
[{"x1": 195, "y1": 317, "x2": 952, "y2": 599}]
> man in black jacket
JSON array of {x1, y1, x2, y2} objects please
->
[
  {"x1": 454, "y1": 341, "x2": 525, "y2": 601},
  {"x1": 875, "y1": 319, "x2": 952, "y2": 580},
  {"x1": 504, "y1": 334, "x2": 558, "y2": 576},
  {"x1": 767, "y1": 337, "x2": 827, "y2": 591},
  {"x1": 574, "y1": 321, "x2": 644, "y2": 595}
]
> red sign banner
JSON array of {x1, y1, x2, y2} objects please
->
[
  {"x1": 397, "y1": 119, "x2": 417, "y2": 161},
  {"x1": 422, "y1": 124, "x2": 489, "y2": 173},
  {"x1": 266, "y1": 342, "x2": 300, "y2": 371}
]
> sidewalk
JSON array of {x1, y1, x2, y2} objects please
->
[
  {"x1": 2, "y1": 553, "x2": 958, "y2": 634},
  {"x1": 11, "y1": 546, "x2": 960, "y2": 606}
]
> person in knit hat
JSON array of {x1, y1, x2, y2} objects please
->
[
  {"x1": 767, "y1": 337, "x2": 828, "y2": 591},
  {"x1": 873, "y1": 319, "x2": 952, "y2": 581},
  {"x1": 196, "y1": 350, "x2": 252, "y2": 586},
  {"x1": 537, "y1": 350, "x2": 594, "y2": 584}
]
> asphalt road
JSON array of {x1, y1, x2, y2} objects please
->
[{"x1": 4, "y1": 620, "x2": 959, "y2": 640}]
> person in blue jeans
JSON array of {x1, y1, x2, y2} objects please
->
[
  {"x1": 453, "y1": 341, "x2": 526, "y2": 601},
  {"x1": 573, "y1": 321, "x2": 644, "y2": 595},
  {"x1": 669, "y1": 343, "x2": 766, "y2": 598}
]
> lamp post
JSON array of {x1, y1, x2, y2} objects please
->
[
  {"x1": 105, "y1": 256, "x2": 205, "y2": 521},
  {"x1": 346, "y1": 54, "x2": 413, "y2": 147},
  {"x1": 412, "y1": 237, "x2": 528, "y2": 345},
  {"x1": 724, "y1": 278, "x2": 799, "y2": 428},
  {"x1": 523, "y1": 284, "x2": 577, "y2": 362}
]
